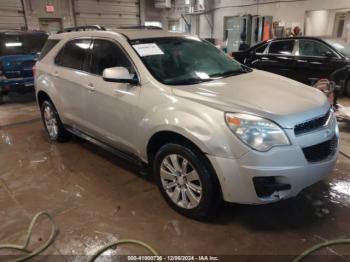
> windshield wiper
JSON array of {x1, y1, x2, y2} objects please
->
[
  {"x1": 165, "y1": 78, "x2": 214, "y2": 85},
  {"x1": 210, "y1": 66, "x2": 252, "y2": 78}
]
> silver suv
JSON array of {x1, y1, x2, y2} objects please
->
[{"x1": 35, "y1": 27, "x2": 339, "y2": 219}]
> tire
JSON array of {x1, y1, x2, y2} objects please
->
[
  {"x1": 153, "y1": 143, "x2": 222, "y2": 220},
  {"x1": 40, "y1": 100, "x2": 69, "y2": 142}
]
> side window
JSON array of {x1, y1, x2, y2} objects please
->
[
  {"x1": 90, "y1": 39, "x2": 135, "y2": 76},
  {"x1": 299, "y1": 40, "x2": 334, "y2": 57},
  {"x1": 268, "y1": 40, "x2": 295, "y2": 55},
  {"x1": 255, "y1": 43, "x2": 268, "y2": 54},
  {"x1": 39, "y1": 39, "x2": 59, "y2": 60},
  {"x1": 55, "y1": 39, "x2": 92, "y2": 71}
]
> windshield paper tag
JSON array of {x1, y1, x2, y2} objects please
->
[{"x1": 133, "y1": 43, "x2": 164, "y2": 57}]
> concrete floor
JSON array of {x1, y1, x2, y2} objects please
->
[{"x1": 0, "y1": 93, "x2": 350, "y2": 261}]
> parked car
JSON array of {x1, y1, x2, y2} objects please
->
[
  {"x1": 0, "y1": 31, "x2": 48, "y2": 97},
  {"x1": 35, "y1": 27, "x2": 339, "y2": 219},
  {"x1": 233, "y1": 37, "x2": 350, "y2": 96}
]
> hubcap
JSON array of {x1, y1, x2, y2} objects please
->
[
  {"x1": 43, "y1": 105, "x2": 58, "y2": 139},
  {"x1": 160, "y1": 154, "x2": 202, "y2": 209}
]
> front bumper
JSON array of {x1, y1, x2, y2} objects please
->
[
  {"x1": 208, "y1": 115, "x2": 339, "y2": 204},
  {"x1": 0, "y1": 77, "x2": 34, "y2": 93}
]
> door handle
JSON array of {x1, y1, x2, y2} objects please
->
[{"x1": 86, "y1": 83, "x2": 95, "y2": 92}]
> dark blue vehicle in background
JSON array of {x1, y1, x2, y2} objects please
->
[{"x1": 0, "y1": 31, "x2": 47, "y2": 98}]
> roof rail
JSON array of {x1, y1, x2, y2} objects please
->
[
  {"x1": 57, "y1": 25, "x2": 106, "y2": 33},
  {"x1": 118, "y1": 25, "x2": 162, "y2": 30}
]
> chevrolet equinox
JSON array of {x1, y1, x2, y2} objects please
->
[{"x1": 34, "y1": 27, "x2": 339, "y2": 219}]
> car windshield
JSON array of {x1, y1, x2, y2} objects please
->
[
  {"x1": 131, "y1": 36, "x2": 249, "y2": 85},
  {"x1": 323, "y1": 38, "x2": 350, "y2": 58},
  {"x1": 0, "y1": 33, "x2": 48, "y2": 56}
]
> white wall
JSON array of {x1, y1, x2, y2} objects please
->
[
  {"x1": 305, "y1": 10, "x2": 330, "y2": 36},
  {"x1": 191, "y1": 0, "x2": 350, "y2": 42}
]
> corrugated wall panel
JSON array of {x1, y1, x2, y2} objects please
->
[
  {"x1": 0, "y1": 0, "x2": 25, "y2": 30},
  {"x1": 74, "y1": 0, "x2": 140, "y2": 28}
]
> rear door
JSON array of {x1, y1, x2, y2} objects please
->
[
  {"x1": 294, "y1": 39, "x2": 347, "y2": 85},
  {"x1": 254, "y1": 39, "x2": 296, "y2": 79},
  {"x1": 82, "y1": 38, "x2": 141, "y2": 153},
  {"x1": 53, "y1": 38, "x2": 92, "y2": 129}
]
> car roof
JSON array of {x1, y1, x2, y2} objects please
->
[
  {"x1": 113, "y1": 29, "x2": 188, "y2": 40},
  {"x1": 49, "y1": 28, "x2": 190, "y2": 41},
  {"x1": 267, "y1": 36, "x2": 326, "y2": 42}
]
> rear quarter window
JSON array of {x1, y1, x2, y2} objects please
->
[
  {"x1": 39, "y1": 39, "x2": 60, "y2": 60},
  {"x1": 0, "y1": 33, "x2": 47, "y2": 56}
]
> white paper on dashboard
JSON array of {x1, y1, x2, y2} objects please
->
[{"x1": 133, "y1": 43, "x2": 164, "y2": 57}]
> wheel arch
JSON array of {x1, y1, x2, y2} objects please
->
[
  {"x1": 37, "y1": 90, "x2": 52, "y2": 108},
  {"x1": 147, "y1": 130, "x2": 223, "y2": 199},
  {"x1": 147, "y1": 130, "x2": 208, "y2": 163}
]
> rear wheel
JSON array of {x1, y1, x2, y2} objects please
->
[
  {"x1": 40, "y1": 100, "x2": 69, "y2": 142},
  {"x1": 153, "y1": 143, "x2": 222, "y2": 220}
]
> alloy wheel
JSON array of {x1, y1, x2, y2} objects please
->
[
  {"x1": 160, "y1": 154, "x2": 202, "y2": 209},
  {"x1": 43, "y1": 105, "x2": 58, "y2": 139}
]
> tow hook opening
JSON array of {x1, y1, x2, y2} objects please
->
[{"x1": 253, "y1": 177, "x2": 291, "y2": 198}]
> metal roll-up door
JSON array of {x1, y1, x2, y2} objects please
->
[
  {"x1": 74, "y1": 0, "x2": 140, "y2": 29},
  {"x1": 0, "y1": 0, "x2": 25, "y2": 30}
]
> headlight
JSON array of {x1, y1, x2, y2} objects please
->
[{"x1": 225, "y1": 113, "x2": 290, "y2": 151}]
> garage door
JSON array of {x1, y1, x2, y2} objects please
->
[
  {"x1": 74, "y1": 0, "x2": 140, "y2": 29},
  {"x1": 0, "y1": 0, "x2": 25, "y2": 30}
]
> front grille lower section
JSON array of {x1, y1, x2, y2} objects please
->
[
  {"x1": 294, "y1": 110, "x2": 331, "y2": 136},
  {"x1": 302, "y1": 135, "x2": 338, "y2": 162}
]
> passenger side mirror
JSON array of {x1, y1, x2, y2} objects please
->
[
  {"x1": 324, "y1": 51, "x2": 335, "y2": 58},
  {"x1": 102, "y1": 67, "x2": 139, "y2": 84}
]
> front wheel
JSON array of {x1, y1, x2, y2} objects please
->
[
  {"x1": 40, "y1": 100, "x2": 69, "y2": 142},
  {"x1": 153, "y1": 143, "x2": 222, "y2": 220}
]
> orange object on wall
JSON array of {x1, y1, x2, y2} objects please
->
[{"x1": 263, "y1": 22, "x2": 271, "y2": 41}]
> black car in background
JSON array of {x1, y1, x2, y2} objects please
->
[{"x1": 233, "y1": 37, "x2": 350, "y2": 96}]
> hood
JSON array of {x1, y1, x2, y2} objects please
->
[{"x1": 171, "y1": 70, "x2": 330, "y2": 128}]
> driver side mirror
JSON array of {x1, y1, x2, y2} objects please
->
[{"x1": 102, "y1": 67, "x2": 139, "y2": 85}]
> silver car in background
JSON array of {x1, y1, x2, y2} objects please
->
[{"x1": 34, "y1": 28, "x2": 339, "y2": 219}]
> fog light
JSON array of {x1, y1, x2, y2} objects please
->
[
  {"x1": 253, "y1": 177, "x2": 291, "y2": 198},
  {"x1": 335, "y1": 123, "x2": 339, "y2": 138}
]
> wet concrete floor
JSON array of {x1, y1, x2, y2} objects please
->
[{"x1": 0, "y1": 93, "x2": 350, "y2": 261}]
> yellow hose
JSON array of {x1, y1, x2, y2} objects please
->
[{"x1": 0, "y1": 211, "x2": 349, "y2": 262}]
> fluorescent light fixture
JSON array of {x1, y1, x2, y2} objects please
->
[{"x1": 5, "y1": 42, "x2": 22, "y2": 47}]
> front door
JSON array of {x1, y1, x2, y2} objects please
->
[
  {"x1": 294, "y1": 39, "x2": 347, "y2": 85},
  {"x1": 83, "y1": 39, "x2": 141, "y2": 154}
]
